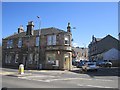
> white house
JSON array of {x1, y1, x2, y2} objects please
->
[{"x1": 103, "y1": 48, "x2": 120, "y2": 60}]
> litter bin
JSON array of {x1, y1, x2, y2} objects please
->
[
  {"x1": 19, "y1": 64, "x2": 24, "y2": 74},
  {"x1": 39, "y1": 64, "x2": 42, "y2": 69}
]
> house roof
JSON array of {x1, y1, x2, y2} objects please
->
[
  {"x1": 3, "y1": 27, "x2": 66, "y2": 39},
  {"x1": 72, "y1": 47, "x2": 88, "y2": 53},
  {"x1": 96, "y1": 38, "x2": 102, "y2": 41},
  {"x1": 98, "y1": 35, "x2": 119, "y2": 42}
]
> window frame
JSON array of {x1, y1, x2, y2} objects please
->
[
  {"x1": 64, "y1": 35, "x2": 70, "y2": 45},
  {"x1": 47, "y1": 35, "x2": 56, "y2": 45},
  {"x1": 46, "y1": 53, "x2": 56, "y2": 65},
  {"x1": 18, "y1": 38, "x2": 22, "y2": 48},
  {"x1": 7, "y1": 39, "x2": 13, "y2": 48},
  {"x1": 36, "y1": 36, "x2": 40, "y2": 46},
  {"x1": 28, "y1": 53, "x2": 33, "y2": 64},
  {"x1": 15, "y1": 54, "x2": 18, "y2": 63},
  {"x1": 34, "y1": 53, "x2": 39, "y2": 64}
]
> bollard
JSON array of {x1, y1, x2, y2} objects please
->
[{"x1": 19, "y1": 64, "x2": 24, "y2": 74}]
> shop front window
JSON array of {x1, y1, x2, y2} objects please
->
[
  {"x1": 34, "y1": 53, "x2": 39, "y2": 64},
  {"x1": 46, "y1": 54, "x2": 56, "y2": 65},
  {"x1": 5, "y1": 54, "x2": 11, "y2": 63},
  {"x1": 15, "y1": 54, "x2": 18, "y2": 63},
  {"x1": 5, "y1": 55, "x2": 8, "y2": 63},
  {"x1": 29, "y1": 53, "x2": 33, "y2": 64}
]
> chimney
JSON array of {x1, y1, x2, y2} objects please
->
[
  {"x1": 92, "y1": 35, "x2": 95, "y2": 41},
  {"x1": 26, "y1": 21, "x2": 34, "y2": 35},
  {"x1": 18, "y1": 25, "x2": 24, "y2": 33},
  {"x1": 67, "y1": 22, "x2": 71, "y2": 32}
]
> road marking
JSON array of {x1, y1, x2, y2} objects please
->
[
  {"x1": 77, "y1": 84, "x2": 114, "y2": 88},
  {"x1": 18, "y1": 75, "x2": 114, "y2": 83},
  {"x1": 44, "y1": 77, "x2": 114, "y2": 82},
  {"x1": 28, "y1": 70, "x2": 65, "y2": 73},
  {"x1": 0, "y1": 71, "x2": 16, "y2": 75}
]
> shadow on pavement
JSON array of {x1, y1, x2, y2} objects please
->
[{"x1": 70, "y1": 67, "x2": 119, "y2": 77}]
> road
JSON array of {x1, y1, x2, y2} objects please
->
[{"x1": 1, "y1": 67, "x2": 119, "y2": 89}]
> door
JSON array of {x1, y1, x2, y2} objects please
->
[{"x1": 64, "y1": 54, "x2": 70, "y2": 70}]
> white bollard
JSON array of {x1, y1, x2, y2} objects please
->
[{"x1": 19, "y1": 64, "x2": 24, "y2": 74}]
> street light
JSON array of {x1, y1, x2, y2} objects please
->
[
  {"x1": 71, "y1": 27, "x2": 76, "y2": 46},
  {"x1": 83, "y1": 43, "x2": 87, "y2": 60},
  {"x1": 37, "y1": 16, "x2": 41, "y2": 34},
  {"x1": 37, "y1": 16, "x2": 41, "y2": 69}
]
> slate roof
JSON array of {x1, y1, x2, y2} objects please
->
[
  {"x1": 3, "y1": 27, "x2": 66, "y2": 39},
  {"x1": 72, "y1": 47, "x2": 88, "y2": 53},
  {"x1": 96, "y1": 38, "x2": 102, "y2": 41}
]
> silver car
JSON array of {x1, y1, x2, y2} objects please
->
[{"x1": 82, "y1": 62, "x2": 98, "y2": 71}]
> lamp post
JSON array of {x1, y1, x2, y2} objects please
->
[
  {"x1": 83, "y1": 43, "x2": 87, "y2": 60},
  {"x1": 37, "y1": 16, "x2": 41, "y2": 69}
]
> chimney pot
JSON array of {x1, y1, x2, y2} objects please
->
[{"x1": 18, "y1": 25, "x2": 24, "y2": 33}]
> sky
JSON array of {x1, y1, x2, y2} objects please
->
[{"x1": 2, "y1": 2, "x2": 119, "y2": 47}]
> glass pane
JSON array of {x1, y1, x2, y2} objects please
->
[
  {"x1": 64, "y1": 36, "x2": 69, "y2": 45},
  {"x1": 46, "y1": 54, "x2": 56, "y2": 64},
  {"x1": 36, "y1": 37, "x2": 39, "y2": 46},
  {"x1": 47, "y1": 36, "x2": 52, "y2": 45},
  {"x1": 18, "y1": 38, "x2": 22, "y2": 48},
  {"x1": 52, "y1": 35, "x2": 56, "y2": 45},
  {"x1": 15, "y1": 54, "x2": 18, "y2": 63}
]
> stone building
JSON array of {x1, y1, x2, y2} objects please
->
[
  {"x1": 72, "y1": 47, "x2": 88, "y2": 61},
  {"x1": 88, "y1": 35, "x2": 120, "y2": 61},
  {"x1": 2, "y1": 21, "x2": 72, "y2": 70}
]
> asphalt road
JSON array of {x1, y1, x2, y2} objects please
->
[{"x1": 1, "y1": 67, "x2": 119, "y2": 89}]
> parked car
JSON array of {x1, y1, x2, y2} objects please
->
[
  {"x1": 76, "y1": 60, "x2": 85, "y2": 68},
  {"x1": 72, "y1": 59, "x2": 76, "y2": 66},
  {"x1": 96, "y1": 60, "x2": 112, "y2": 67},
  {"x1": 82, "y1": 62, "x2": 98, "y2": 71},
  {"x1": 72, "y1": 59, "x2": 80, "y2": 66}
]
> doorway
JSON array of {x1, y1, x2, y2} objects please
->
[{"x1": 64, "y1": 54, "x2": 70, "y2": 70}]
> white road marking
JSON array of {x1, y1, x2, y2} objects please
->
[
  {"x1": 18, "y1": 75, "x2": 114, "y2": 83},
  {"x1": 77, "y1": 84, "x2": 114, "y2": 88},
  {"x1": 18, "y1": 76, "x2": 117, "y2": 88},
  {"x1": 0, "y1": 72, "x2": 17, "y2": 75}
]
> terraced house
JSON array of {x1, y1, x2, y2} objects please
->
[
  {"x1": 88, "y1": 35, "x2": 120, "y2": 66},
  {"x1": 2, "y1": 21, "x2": 72, "y2": 70}
]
